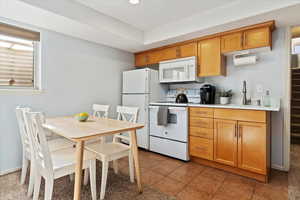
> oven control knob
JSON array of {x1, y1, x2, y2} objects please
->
[{"x1": 164, "y1": 131, "x2": 168, "y2": 135}]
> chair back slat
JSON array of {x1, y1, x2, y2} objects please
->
[
  {"x1": 16, "y1": 107, "x2": 31, "y2": 155},
  {"x1": 116, "y1": 106, "x2": 139, "y2": 123},
  {"x1": 92, "y1": 104, "x2": 110, "y2": 118},
  {"x1": 26, "y1": 112, "x2": 53, "y2": 172}
]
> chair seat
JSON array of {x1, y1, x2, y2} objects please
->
[
  {"x1": 85, "y1": 142, "x2": 130, "y2": 157},
  {"x1": 51, "y1": 147, "x2": 96, "y2": 170},
  {"x1": 48, "y1": 138, "x2": 75, "y2": 152}
]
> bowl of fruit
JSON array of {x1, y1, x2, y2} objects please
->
[{"x1": 76, "y1": 112, "x2": 89, "y2": 122}]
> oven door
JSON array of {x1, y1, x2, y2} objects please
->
[{"x1": 149, "y1": 106, "x2": 188, "y2": 142}]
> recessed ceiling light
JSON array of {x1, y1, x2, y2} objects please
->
[{"x1": 129, "y1": 0, "x2": 140, "y2": 5}]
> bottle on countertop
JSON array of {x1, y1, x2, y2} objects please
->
[{"x1": 263, "y1": 90, "x2": 271, "y2": 107}]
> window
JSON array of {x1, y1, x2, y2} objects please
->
[{"x1": 0, "y1": 22, "x2": 40, "y2": 90}]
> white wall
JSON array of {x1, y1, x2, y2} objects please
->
[
  {"x1": 0, "y1": 19, "x2": 134, "y2": 174},
  {"x1": 170, "y1": 28, "x2": 287, "y2": 169}
]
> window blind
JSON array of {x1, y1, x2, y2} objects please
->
[
  {"x1": 0, "y1": 38, "x2": 34, "y2": 87},
  {"x1": 0, "y1": 22, "x2": 40, "y2": 41},
  {"x1": 0, "y1": 22, "x2": 39, "y2": 88}
]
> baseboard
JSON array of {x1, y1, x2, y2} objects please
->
[
  {"x1": 0, "y1": 167, "x2": 21, "y2": 176},
  {"x1": 271, "y1": 164, "x2": 287, "y2": 171}
]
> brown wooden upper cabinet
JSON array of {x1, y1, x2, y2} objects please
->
[
  {"x1": 135, "y1": 42, "x2": 197, "y2": 66},
  {"x1": 198, "y1": 37, "x2": 225, "y2": 77},
  {"x1": 135, "y1": 53, "x2": 148, "y2": 66},
  {"x1": 221, "y1": 26, "x2": 271, "y2": 53},
  {"x1": 179, "y1": 42, "x2": 197, "y2": 58},
  {"x1": 243, "y1": 27, "x2": 271, "y2": 50},
  {"x1": 135, "y1": 21, "x2": 274, "y2": 67},
  {"x1": 221, "y1": 32, "x2": 243, "y2": 53},
  {"x1": 160, "y1": 43, "x2": 197, "y2": 61}
]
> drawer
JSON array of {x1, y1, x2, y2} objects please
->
[
  {"x1": 190, "y1": 127, "x2": 213, "y2": 139},
  {"x1": 190, "y1": 107, "x2": 214, "y2": 118},
  {"x1": 214, "y1": 108, "x2": 267, "y2": 123},
  {"x1": 189, "y1": 136, "x2": 213, "y2": 160},
  {"x1": 150, "y1": 136, "x2": 189, "y2": 161},
  {"x1": 190, "y1": 117, "x2": 213, "y2": 129}
]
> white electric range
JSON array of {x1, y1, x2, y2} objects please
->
[{"x1": 149, "y1": 102, "x2": 189, "y2": 161}]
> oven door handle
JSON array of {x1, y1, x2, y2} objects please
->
[{"x1": 168, "y1": 107, "x2": 187, "y2": 111}]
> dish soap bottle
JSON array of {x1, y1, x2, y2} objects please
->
[{"x1": 263, "y1": 90, "x2": 271, "y2": 107}]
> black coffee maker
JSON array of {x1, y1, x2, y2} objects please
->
[{"x1": 200, "y1": 84, "x2": 216, "y2": 104}]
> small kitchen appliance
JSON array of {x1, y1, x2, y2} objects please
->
[
  {"x1": 200, "y1": 84, "x2": 216, "y2": 104},
  {"x1": 175, "y1": 93, "x2": 188, "y2": 103}
]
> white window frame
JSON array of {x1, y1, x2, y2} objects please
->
[{"x1": 0, "y1": 27, "x2": 42, "y2": 94}]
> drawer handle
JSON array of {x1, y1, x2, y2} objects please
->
[
  {"x1": 196, "y1": 111, "x2": 208, "y2": 115},
  {"x1": 195, "y1": 146, "x2": 207, "y2": 151}
]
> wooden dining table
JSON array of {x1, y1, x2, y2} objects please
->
[{"x1": 43, "y1": 116, "x2": 144, "y2": 200}]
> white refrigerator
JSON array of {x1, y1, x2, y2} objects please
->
[{"x1": 122, "y1": 68, "x2": 166, "y2": 149}]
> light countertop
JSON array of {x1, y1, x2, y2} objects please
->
[{"x1": 149, "y1": 102, "x2": 280, "y2": 112}]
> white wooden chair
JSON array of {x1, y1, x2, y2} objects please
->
[
  {"x1": 92, "y1": 104, "x2": 110, "y2": 118},
  {"x1": 83, "y1": 104, "x2": 110, "y2": 185},
  {"x1": 15, "y1": 107, "x2": 74, "y2": 197},
  {"x1": 85, "y1": 106, "x2": 139, "y2": 200},
  {"x1": 26, "y1": 111, "x2": 97, "y2": 200}
]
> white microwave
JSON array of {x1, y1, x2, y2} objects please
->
[{"x1": 159, "y1": 56, "x2": 203, "y2": 83}]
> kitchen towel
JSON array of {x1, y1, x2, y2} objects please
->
[{"x1": 157, "y1": 106, "x2": 168, "y2": 126}]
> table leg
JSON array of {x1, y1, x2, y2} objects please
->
[
  {"x1": 74, "y1": 141, "x2": 84, "y2": 200},
  {"x1": 130, "y1": 130, "x2": 142, "y2": 193}
]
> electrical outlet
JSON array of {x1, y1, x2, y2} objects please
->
[{"x1": 256, "y1": 84, "x2": 263, "y2": 93}]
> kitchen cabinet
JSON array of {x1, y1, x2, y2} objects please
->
[
  {"x1": 214, "y1": 119, "x2": 237, "y2": 167},
  {"x1": 189, "y1": 107, "x2": 270, "y2": 182},
  {"x1": 178, "y1": 42, "x2": 197, "y2": 58},
  {"x1": 189, "y1": 107, "x2": 214, "y2": 160},
  {"x1": 148, "y1": 50, "x2": 163, "y2": 64},
  {"x1": 160, "y1": 47, "x2": 177, "y2": 61},
  {"x1": 159, "y1": 42, "x2": 197, "y2": 61},
  {"x1": 134, "y1": 42, "x2": 198, "y2": 66},
  {"x1": 190, "y1": 136, "x2": 213, "y2": 160},
  {"x1": 238, "y1": 122, "x2": 267, "y2": 175},
  {"x1": 221, "y1": 32, "x2": 243, "y2": 53},
  {"x1": 198, "y1": 37, "x2": 226, "y2": 77},
  {"x1": 135, "y1": 53, "x2": 148, "y2": 66},
  {"x1": 243, "y1": 27, "x2": 271, "y2": 50},
  {"x1": 135, "y1": 21, "x2": 274, "y2": 67}
]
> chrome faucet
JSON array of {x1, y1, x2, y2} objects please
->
[{"x1": 242, "y1": 80, "x2": 250, "y2": 105}]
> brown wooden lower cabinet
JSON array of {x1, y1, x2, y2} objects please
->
[
  {"x1": 214, "y1": 119, "x2": 237, "y2": 167},
  {"x1": 237, "y1": 122, "x2": 268, "y2": 175},
  {"x1": 190, "y1": 136, "x2": 213, "y2": 160},
  {"x1": 189, "y1": 107, "x2": 270, "y2": 182}
]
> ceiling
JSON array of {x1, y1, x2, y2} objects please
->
[
  {"x1": 75, "y1": 0, "x2": 238, "y2": 31},
  {"x1": 2, "y1": 0, "x2": 300, "y2": 52}
]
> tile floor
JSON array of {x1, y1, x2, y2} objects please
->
[
  {"x1": 118, "y1": 150, "x2": 289, "y2": 200},
  {"x1": 289, "y1": 144, "x2": 300, "y2": 199}
]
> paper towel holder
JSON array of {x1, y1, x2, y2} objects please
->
[{"x1": 233, "y1": 51, "x2": 257, "y2": 66}]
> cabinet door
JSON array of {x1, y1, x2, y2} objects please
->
[
  {"x1": 243, "y1": 27, "x2": 271, "y2": 49},
  {"x1": 221, "y1": 32, "x2": 243, "y2": 53},
  {"x1": 160, "y1": 47, "x2": 177, "y2": 61},
  {"x1": 214, "y1": 119, "x2": 237, "y2": 167},
  {"x1": 238, "y1": 122, "x2": 267, "y2": 175},
  {"x1": 198, "y1": 37, "x2": 225, "y2": 77},
  {"x1": 179, "y1": 42, "x2": 197, "y2": 58},
  {"x1": 148, "y1": 50, "x2": 162, "y2": 64},
  {"x1": 135, "y1": 53, "x2": 148, "y2": 66}
]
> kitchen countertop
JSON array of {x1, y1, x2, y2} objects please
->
[{"x1": 149, "y1": 102, "x2": 280, "y2": 112}]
